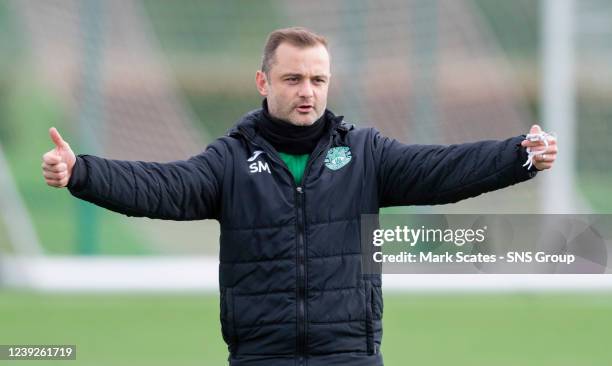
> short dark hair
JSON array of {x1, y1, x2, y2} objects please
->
[{"x1": 261, "y1": 27, "x2": 328, "y2": 75}]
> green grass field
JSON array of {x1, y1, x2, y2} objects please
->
[{"x1": 1, "y1": 291, "x2": 610, "y2": 365}]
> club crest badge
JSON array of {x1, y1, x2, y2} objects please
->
[{"x1": 324, "y1": 146, "x2": 352, "y2": 171}]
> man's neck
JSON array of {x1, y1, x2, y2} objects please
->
[{"x1": 257, "y1": 99, "x2": 328, "y2": 155}]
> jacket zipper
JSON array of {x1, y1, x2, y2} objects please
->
[
  {"x1": 295, "y1": 134, "x2": 333, "y2": 365},
  {"x1": 238, "y1": 126, "x2": 335, "y2": 364},
  {"x1": 295, "y1": 185, "x2": 306, "y2": 365}
]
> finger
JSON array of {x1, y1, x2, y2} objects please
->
[
  {"x1": 529, "y1": 124, "x2": 542, "y2": 135},
  {"x1": 535, "y1": 153, "x2": 557, "y2": 162},
  {"x1": 521, "y1": 140, "x2": 548, "y2": 148},
  {"x1": 42, "y1": 151, "x2": 62, "y2": 164},
  {"x1": 544, "y1": 145, "x2": 558, "y2": 154},
  {"x1": 45, "y1": 177, "x2": 63, "y2": 187},
  {"x1": 535, "y1": 162, "x2": 553, "y2": 170},
  {"x1": 522, "y1": 136, "x2": 555, "y2": 149},
  {"x1": 42, "y1": 162, "x2": 67, "y2": 173},
  {"x1": 49, "y1": 127, "x2": 67, "y2": 149},
  {"x1": 57, "y1": 177, "x2": 69, "y2": 187},
  {"x1": 528, "y1": 145, "x2": 557, "y2": 154},
  {"x1": 534, "y1": 152, "x2": 555, "y2": 160},
  {"x1": 43, "y1": 170, "x2": 67, "y2": 180}
]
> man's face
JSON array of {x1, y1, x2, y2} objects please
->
[{"x1": 256, "y1": 43, "x2": 331, "y2": 126}]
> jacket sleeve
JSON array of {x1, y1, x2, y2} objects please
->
[
  {"x1": 67, "y1": 139, "x2": 226, "y2": 220},
  {"x1": 372, "y1": 130, "x2": 538, "y2": 207}
]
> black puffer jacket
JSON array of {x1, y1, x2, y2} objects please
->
[{"x1": 68, "y1": 108, "x2": 537, "y2": 365}]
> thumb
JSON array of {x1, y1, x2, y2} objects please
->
[
  {"x1": 529, "y1": 124, "x2": 542, "y2": 135},
  {"x1": 49, "y1": 127, "x2": 68, "y2": 149}
]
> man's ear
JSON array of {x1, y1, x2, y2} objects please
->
[{"x1": 255, "y1": 70, "x2": 269, "y2": 96}]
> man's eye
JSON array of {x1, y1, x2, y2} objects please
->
[
  {"x1": 314, "y1": 79, "x2": 326, "y2": 84},
  {"x1": 286, "y1": 77, "x2": 298, "y2": 83}
]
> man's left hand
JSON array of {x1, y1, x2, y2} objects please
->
[{"x1": 521, "y1": 124, "x2": 557, "y2": 171}]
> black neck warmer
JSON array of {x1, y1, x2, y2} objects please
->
[{"x1": 257, "y1": 99, "x2": 328, "y2": 155}]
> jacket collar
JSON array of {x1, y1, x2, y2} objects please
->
[{"x1": 228, "y1": 108, "x2": 352, "y2": 140}]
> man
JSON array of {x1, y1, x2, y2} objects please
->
[{"x1": 42, "y1": 27, "x2": 557, "y2": 365}]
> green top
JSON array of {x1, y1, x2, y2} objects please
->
[{"x1": 279, "y1": 152, "x2": 309, "y2": 186}]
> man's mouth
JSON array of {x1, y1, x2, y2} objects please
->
[{"x1": 296, "y1": 104, "x2": 313, "y2": 113}]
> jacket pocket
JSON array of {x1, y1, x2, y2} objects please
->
[
  {"x1": 220, "y1": 287, "x2": 237, "y2": 351},
  {"x1": 364, "y1": 280, "x2": 375, "y2": 355}
]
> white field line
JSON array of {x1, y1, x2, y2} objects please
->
[{"x1": 2, "y1": 256, "x2": 612, "y2": 293}]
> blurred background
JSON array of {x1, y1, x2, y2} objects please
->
[{"x1": 0, "y1": 0, "x2": 610, "y2": 365}]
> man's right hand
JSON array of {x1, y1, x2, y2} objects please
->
[{"x1": 42, "y1": 127, "x2": 76, "y2": 188}]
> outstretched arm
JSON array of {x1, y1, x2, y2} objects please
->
[
  {"x1": 41, "y1": 127, "x2": 225, "y2": 220},
  {"x1": 375, "y1": 124, "x2": 557, "y2": 207}
]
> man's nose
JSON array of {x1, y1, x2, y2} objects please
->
[{"x1": 297, "y1": 81, "x2": 314, "y2": 98}]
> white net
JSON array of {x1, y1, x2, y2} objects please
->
[
  {"x1": 14, "y1": 0, "x2": 207, "y2": 161},
  {"x1": 10, "y1": 0, "x2": 216, "y2": 255},
  {"x1": 285, "y1": 0, "x2": 530, "y2": 143},
  {"x1": 575, "y1": 0, "x2": 612, "y2": 213},
  {"x1": 2, "y1": 0, "x2": 605, "y2": 257},
  {"x1": 283, "y1": 0, "x2": 541, "y2": 213}
]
